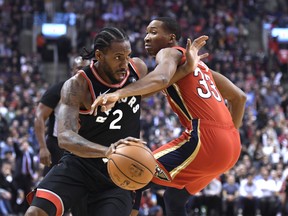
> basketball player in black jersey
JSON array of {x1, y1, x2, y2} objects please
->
[
  {"x1": 25, "y1": 27, "x2": 206, "y2": 216},
  {"x1": 34, "y1": 57, "x2": 90, "y2": 177},
  {"x1": 25, "y1": 27, "x2": 149, "y2": 216}
]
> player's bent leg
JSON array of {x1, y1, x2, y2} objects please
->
[
  {"x1": 164, "y1": 187, "x2": 190, "y2": 216},
  {"x1": 25, "y1": 206, "x2": 48, "y2": 216}
]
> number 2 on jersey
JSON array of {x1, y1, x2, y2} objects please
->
[{"x1": 109, "y1": 109, "x2": 122, "y2": 129}]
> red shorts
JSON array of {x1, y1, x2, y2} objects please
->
[{"x1": 152, "y1": 119, "x2": 241, "y2": 194}]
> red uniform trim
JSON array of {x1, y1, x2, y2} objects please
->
[
  {"x1": 36, "y1": 189, "x2": 64, "y2": 216},
  {"x1": 79, "y1": 70, "x2": 96, "y2": 114}
]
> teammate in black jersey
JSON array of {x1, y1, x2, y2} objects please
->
[{"x1": 34, "y1": 57, "x2": 90, "y2": 177}]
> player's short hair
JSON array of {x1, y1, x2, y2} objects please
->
[
  {"x1": 81, "y1": 27, "x2": 129, "y2": 59},
  {"x1": 154, "y1": 17, "x2": 182, "y2": 41}
]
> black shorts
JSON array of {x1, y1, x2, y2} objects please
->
[
  {"x1": 31, "y1": 153, "x2": 135, "y2": 216},
  {"x1": 46, "y1": 136, "x2": 64, "y2": 165}
]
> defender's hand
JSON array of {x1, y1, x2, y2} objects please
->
[
  {"x1": 90, "y1": 92, "x2": 119, "y2": 116},
  {"x1": 184, "y1": 35, "x2": 209, "y2": 72}
]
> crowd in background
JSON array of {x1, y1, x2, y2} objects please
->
[{"x1": 0, "y1": 0, "x2": 288, "y2": 215}]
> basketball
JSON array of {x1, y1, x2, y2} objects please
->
[{"x1": 107, "y1": 141, "x2": 157, "y2": 190}]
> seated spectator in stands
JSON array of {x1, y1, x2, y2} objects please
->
[
  {"x1": 255, "y1": 168, "x2": 281, "y2": 216},
  {"x1": 203, "y1": 177, "x2": 222, "y2": 215},
  {"x1": 150, "y1": 184, "x2": 166, "y2": 216},
  {"x1": 239, "y1": 173, "x2": 260, "y2": 216},
  {"x1": 222, "y1": 174, "x2": 239, "y2": 216},
  {"x1": 0, "y1": 160, "x2": 17, "y2": 215}
]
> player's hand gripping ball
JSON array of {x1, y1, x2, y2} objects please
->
[{"x1": 107, "y1": 141, "x2": 157, "y2": 190}]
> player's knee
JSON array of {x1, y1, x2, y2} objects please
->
[{"x1": 25, "y1": 206, "x2": 48, "y2": 216}]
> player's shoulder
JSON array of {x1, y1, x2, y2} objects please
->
[
  {"x1": 63, "y1": 72, "x2": 88, "y2": 91},
  {"x1": 172, "y1": 46, "x2": 185, "y2": 53},
  {"x1": 130, "y1": 57, "x2": 148, "y2": 78},
  {"x1": 130, "y1": 57, "x2": 145, "y2": 68},
  {"x1": 156, "y1": 47, "x2": 183, "y2": 66},
  {"x1": 159, "y1": 46, "x2": 183, "y2": 55}
]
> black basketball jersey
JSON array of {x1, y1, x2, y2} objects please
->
[
  {"x1": 78, "y1": 60, "x2": 141, "y2": 147},
  {"x1": 40, "y1": 81, "x2": 65, "y2": 137}
]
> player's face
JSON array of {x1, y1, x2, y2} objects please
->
[
  {"x1": 144, "y1": 20, "x2": 172, "y2": 56},
  {"x1": 99, "y1": 41, "x2": 131, "y2": 84}
]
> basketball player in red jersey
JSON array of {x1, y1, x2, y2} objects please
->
[{"x1": 91, "y1": 17, "x2": 247, "y2": 216}]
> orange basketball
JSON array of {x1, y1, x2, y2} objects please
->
[{"x1": 107, "y1": 141, "x2": 157, "y2": 190}]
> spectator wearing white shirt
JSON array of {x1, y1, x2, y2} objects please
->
[
  {"x1": 255, "y1": 169, "x2": 281, "y2": 216},
  {"x1": 270, "y1": 146, "x2": 281, "y2": 165},
  {"x1": 239, "y1": 173, "x2": 260, "y2": 216},
  {"x1": 203, "y1": 177, "x2": 222, "y2": 216}
]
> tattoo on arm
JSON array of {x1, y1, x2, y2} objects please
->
[{"x1": 58, "y1": 77, "x2": 86, "y2": 133}]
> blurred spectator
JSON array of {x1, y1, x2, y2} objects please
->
[
  {"x1": 0, "y1": 137, "x2": 15, "y2": 161},
  {"x1": 36, "y1": 33, "x2": 46, "y2": 59},
  {"x1": 239, "y1": 173, "x2": 260, "y2": 216},
  {"x1": 222, "y1": 175, "x2": 239, "y2": 216},
  {"x1": 12, "y1": 138, "x2": 35, "y2": 213},
  {"x1": 0, "y1": 160, "x2": 16, "y2": 215},
  {"x1": 139, "y1": 189, "x2": 163, "y2": 216},
  {"x1": 203, "y1": 177, "x2": 222, "y2": 215},
  {"x1": 255, "y1": 168, "x2": 281, "y2": 216},
  {"x1": 0, "y1": 114, "x2": 8, "y2": 142},
  {"x1": 0, "y1": 188, "x2": 13, "y2": 215}
]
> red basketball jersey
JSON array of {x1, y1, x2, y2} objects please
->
[{"x1": 164, "y1": 46, "x2": 234, "y2": 131}]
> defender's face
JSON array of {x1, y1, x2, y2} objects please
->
[
  {"x1": 144, "y1": 20, "x2": 171, "y2": 56},
  {"x1": 99, "y1": 41, "x2": 131, "y2": 84}
]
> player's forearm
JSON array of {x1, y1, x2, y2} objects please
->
[
  {"x1": 117, "y1": 62, "x2": 176, "y2": 98},
  {"x1": 34, "y1": 118, "x2": 48, "y2": 149},
  {"x1": 116, "y1": 75, "x2": 166, "y2": 98},
  {"x1": 58, "y1": 130, "x2": 108, "y2": 158}
]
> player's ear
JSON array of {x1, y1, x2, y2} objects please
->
[
  {"x1": 170, "y1": 34, "x2": 176, "y2": 42},
  {"x1": 95, "y1": 49, "x2": 102, "y2": 61}
]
